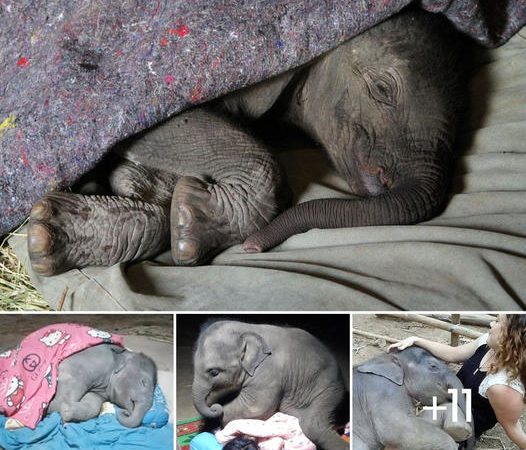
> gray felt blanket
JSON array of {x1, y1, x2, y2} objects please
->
[
  {"x1": 9, "y1": 25, "x2": 526, "y2": 311},
  {"x1": 1, "y1": 0, "x2": 525, "y2": 235}
]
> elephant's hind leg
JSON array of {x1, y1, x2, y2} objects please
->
[
  {"x1": 120, "y1": 107, "x2": 289, "y2": 266},
  {"x1": 286, "y1": 387, "x2": 348, "y2": 450},
  {"x1": 171, "y1": 169, "x2": 284, "y2": 265},
  {"x1": 27, "y1": 171, "x2": 173, "y2": 276},
  {"x1": 419, "y1": 402, "x2": 473, "y2": 442}
]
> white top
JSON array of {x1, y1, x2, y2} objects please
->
[{"x1": 476, "y1": 333, "x2": 525, "y2": 398}]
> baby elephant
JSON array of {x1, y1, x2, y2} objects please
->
[
  {"x1": 27, "y1": 9, "x2": 466, "y2": 276},
  {"x1": 353, "y1": 347, "x2": 473, "y2": 450},
  {"x1": 192, "y1": 320, "x2": 348, "y2": 450},
  {"x1": 47, "y1": 344, "x2": 157, "y2": 427}
]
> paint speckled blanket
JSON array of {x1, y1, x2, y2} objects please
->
[{"x1": 0, "y1": 0, "x2": 525, "y2": 235}]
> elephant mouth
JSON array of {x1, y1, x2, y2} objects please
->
[{"x1": 206, "y1": 387, "x2": 240, "y2": 406}]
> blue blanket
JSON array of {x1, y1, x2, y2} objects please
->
[{"x1": 0, "y1": 385, "x2": 173, "y2": 450}]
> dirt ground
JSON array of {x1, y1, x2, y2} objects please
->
[
  {"x1": 0, "y1": 313, "x2": 173, "y2": 350},
  {"x1": 352, "y1": 314, "x2": 521, "y2": 450}
]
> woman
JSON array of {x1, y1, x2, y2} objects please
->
[{"x1": 389, "y1": 314, "x2": 526, "y2": 448}]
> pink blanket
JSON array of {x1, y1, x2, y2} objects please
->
[
  {"x1": 0, "y1": 323, "x2": 123, "y2": 429},
  {"x1": 215, "y1": 413, "x2": 316, "y2": 450}
]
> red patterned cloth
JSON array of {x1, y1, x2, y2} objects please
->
[{"x1": 0, "y1": 324, "x2": 123, "y2": 429}]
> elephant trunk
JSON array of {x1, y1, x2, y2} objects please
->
[
  {"x1": 192, "y1": 381, "x2": 223, "y2": 419},
  {"x1": 117, "y1": 397, "x2": 153, "y2": 428},
  {"x1": 243, "y1": 154, "x2": 450, "y2": 252}
]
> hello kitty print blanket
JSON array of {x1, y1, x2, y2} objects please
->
[{"x1": 0, "y1": 324, "x2": 123, "y2": 429}]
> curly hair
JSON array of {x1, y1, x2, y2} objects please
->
[
  {"x1": 489, "y1": 314, "x2": 526, "y2": 402},
  {"x1": 222, "y1": 437, "x2": 259, "y2": 450}
]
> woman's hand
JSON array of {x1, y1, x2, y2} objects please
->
[
  {"x1": 388, "y1": 337, "x2": 419, "y2": 352},
  {"x1": 388, "y1": 335, "x2": 479, "y2": 363}
]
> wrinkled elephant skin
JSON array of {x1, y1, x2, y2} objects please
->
[
  {"x1": 192, "y1": 321, "x2": 348, "y2": 450},
  {"x1": 27, "y1": 9, "x2": 467, "y2": 276},
  {"x1": 47, "y1": 343, "x2": 157, "y2": 427},
  {"x1": 353, "y1": 347, "x2": 473, "y2": 450}
]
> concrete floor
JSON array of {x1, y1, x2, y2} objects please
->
[
  {"x1": 176, "y1": 314, "x2": 350, "y2": 421},
  {"x1": 0, "y1": 314, "x2": 174, "y2": 419}
]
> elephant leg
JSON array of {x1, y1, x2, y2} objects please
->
[
  {"x1": 379, "y1": 416, "x2": 458, "y2": 450},
  {"x1": 120, "y1": 107, "x2": 290, "y2": 266},
  {"x1": 293, "y1": 409, "x2": 348, "y2": 450},
  {"x1": 419, "y1": 402, "x2": 472, "y2": 442},
  {"x1": 27, "y1": 191, "x2": 171, "y2": 276},
  {"x1": 220, "y1": 392, "x2": 278, "y2": 425},
  {"x1": 56, "y1": 392, "x2": 104, "y2": 422},
  {"x1": 27, "y1": 158, "x2": 177, "y2": 276},
  {"x1": 352, "y1": 434, "x2": 376, "y2": 450},
  {"x1": 284, "y1": 388, "x2": 348, "y2": 450},
  {"x1": 108, "y1": 159, "x2": 178, "y2": 206}
]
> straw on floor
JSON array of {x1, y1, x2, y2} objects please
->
[{"x1": 0, "y1": 223, "x2": 49, "y2": 311}]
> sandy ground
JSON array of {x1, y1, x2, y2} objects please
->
[{"x1": 352, "y1": 314, "x2": 522, "y2": 450}]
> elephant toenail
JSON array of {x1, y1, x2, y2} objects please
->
[
  {"x1": 28, "y1": 223, "x2": 53, "y2": 254},
  {"x1": 172, "y1": 239, "x2": 199, "y2": 264},
  {"x1": 31, "y1": 259, "x2": 55, "y2": 277},
  {"x1": 178, "y1": 240, "x2": 197, "y2": 258},
  {"x1": 30, "y1": 199, "x2": 52, "y2": 220},
  {"x1": 177, "y1": 206, "x2": 193, "y2": 227}
]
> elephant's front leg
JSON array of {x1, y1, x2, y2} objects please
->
[
  {"x1": 51, "y1": 392, "x2": 105, "y2": 422},
  {"x1": 27, "y1": 162, "x2": 174, "y2": 276},
  {"x1": 379, "y1": 416, "x2": 459, "y2": 450},
  {"x1": 219, "y1": 387, "x2": 280, "y2": 425},
  {"x1": 419, "y1": 402, "x2": 473, "y2": 442},
  {"x1": 121, "y1": 107, "x2": 289, "y2": 266}
]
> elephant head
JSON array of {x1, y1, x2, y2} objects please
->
[
  {"x1": 192, "y1": 321, "x2": 271, "y2": 419},
  {"x1": 108, "y1": 347, "x2": 157, "y2": 427},
  {"x1": 244, "y1": 10, "x2": 468, "y2": 252},
  {"x1": 358, "y1": 347, "x2": 466, "y2": 414}
]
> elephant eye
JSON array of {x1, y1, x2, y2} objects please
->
[
  {"x1": 207, "y1": 368, "x2": 220, "y2": 377},
  {"x1": 371, "y1": 78, "x2": 396, "y2": 105},
  {"x1": 428, "y1": 363, "x2": 440, "y2": 372},
  {"x1": 364, "y1": 69, "x2": 398, "y2": 106}
]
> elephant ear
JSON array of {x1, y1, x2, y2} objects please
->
[
  {"x1": 239, "y1": 332, "x2": 272, "y2": 377},
  {"x1": 357, "y1": 355, "x2": 404, "y2": 385},
  {"x1": 111, "y1": 346, "x2": 128, "y2": 374}
]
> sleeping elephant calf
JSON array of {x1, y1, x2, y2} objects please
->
[
  {"x1": 192, "y1": 321, "x2": 348, "y2": 450},
  {"x1": 27, "y1": 8, "x2": 467, "y2": 276},
  {"x1": 353, "y1": 347, "x2": 473, "y2": 450},
  {"x1": 47, "y1": 344, "x2": 157, "y2": 427}
]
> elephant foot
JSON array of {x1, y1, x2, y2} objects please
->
[
  {"x1": 443, "y1": 421, "x2": 472, "y2": 442},
  {"x1": 171, "y1": 175, "x2": 276, "y2": 265},
  {"x1": 28, "y1": 192, "x2": 170, "y2": 276},
  {"x1": 58, "y1": 404, "x2": 76, "y2": 422}
]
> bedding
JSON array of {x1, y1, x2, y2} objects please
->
[
  {"x1": 0, "y1": 385, "x2": 173, "y2": 450},
  {"x1": 215, "y1": 413, "x2": 316, "y2": 450},
  {"x1": 5, "y1": 6, "x2": 526, "y2": 311}
]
